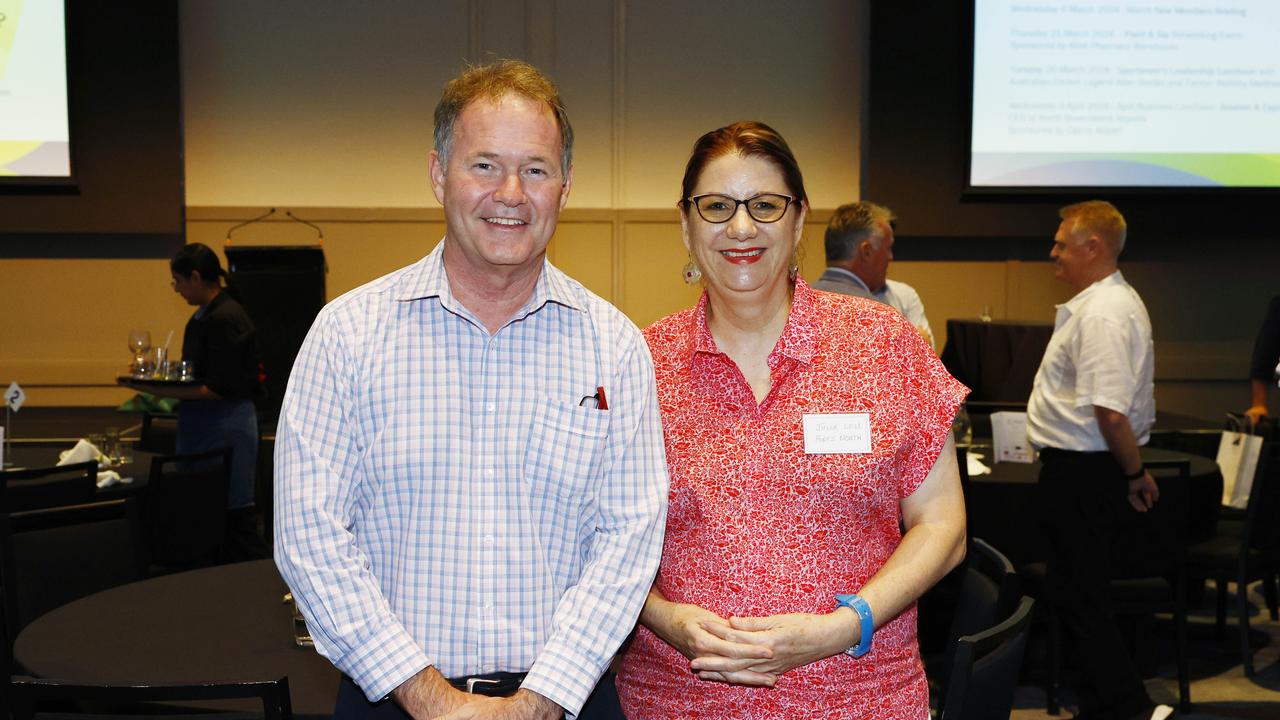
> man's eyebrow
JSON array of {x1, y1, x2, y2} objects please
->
[{"x1": 470, "y1": 151, "x2": 553, "y2": 165}]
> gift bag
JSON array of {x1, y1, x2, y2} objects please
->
[{"x1": 1217, "y1": 424, "x2": 1264, "y2": 509}]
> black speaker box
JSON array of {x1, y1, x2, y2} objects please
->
[{"x1": 224, "y1": 246, "x2": 326, "y2": 422}]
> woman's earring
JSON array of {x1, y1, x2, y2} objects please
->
[
  {"x1": 788, "y1": 262, "x2": 800, "y2": 281},
  {"x1": 682, "y1": 258, "x2": 702, "y2": 285}
]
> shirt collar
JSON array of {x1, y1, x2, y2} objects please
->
[
  {"x1": 824, "y1": 266, "x2": 871, "y2": 292},
  {"x1": 688, "y1": 277, "x2": 818, "y2": 366},
  {"x1": 392, "y1": 239, "x2": 585, "y2": 315},
  {"x1": 195, "y1": 289, "x2": 230, "y2": 320},
  {"x1": 824, "y1": 266, "x2": 891, "y2": 301},
  {"x1": 1058, "y1": 269, "x2": 1125, "y2": 315}
]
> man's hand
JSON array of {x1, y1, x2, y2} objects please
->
[
  {"x1": 691, "y1": 610, "x2": 856, "y2": 680},
  {"x1": 391, "y1": 667, "x2": 475, "y2": 719},
  {"x1": 432, "y1": 689, "x2": 562, "y2": 720},
  {"x1": 1127, "y1": 470, "x2": 1159, "y2": 512}
]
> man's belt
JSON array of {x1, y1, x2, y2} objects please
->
[
  {"x1": 1039, "y1": 447, "x2": 1112, "y2": 460},
  {"x1": 446, "y1": 671, "x2": 527, "y2": 696}
]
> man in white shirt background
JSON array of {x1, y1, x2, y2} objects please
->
[
  {"x1": 1026, "y1": 200, "x2": 1169, "y2": 720},
  {"x1": 813, "y1": 201, "x2": 935, "y2": 349}
]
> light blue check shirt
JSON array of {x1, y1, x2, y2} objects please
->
[{"x1": 274, "y1": 242, "x2": 668, "y2": 715}]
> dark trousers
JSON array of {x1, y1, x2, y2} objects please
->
[
  {"x1": 334, "y1": 672, "x2": 625, "y2": 720},
  {"x1": 1039, "y1": 449, "x2": 1153, "y2": 719}
]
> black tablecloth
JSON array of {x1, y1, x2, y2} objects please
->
[
  {"x1": 14, "y1": 559, "x2": 339, "y2": 718},
  {"x1": 963, "y1": 447, "x2": 1222, "y2": 568},
  {"x1": 940, "y1": 319, "x2": 1054, "y2": 403}
]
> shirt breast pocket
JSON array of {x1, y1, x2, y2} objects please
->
[{"x1": 523, "y1": 399, "x2": 611, "y2": 503}]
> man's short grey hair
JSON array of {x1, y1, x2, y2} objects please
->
[
  {"x1": 824, "y1": 201, "x2": 896, "y2": 262},
  {"x1": 433, "y1": 59, "x2": 574, "y2": 176},
  {"x1": 1059, "y1": 200, "x2": 1127, "y2": 257}
]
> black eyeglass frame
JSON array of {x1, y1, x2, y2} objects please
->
[{"x1": 684, "y1": 193, "x2": 797, "y2": 224}]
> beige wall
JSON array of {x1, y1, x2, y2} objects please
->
[
  {"x1": 0, "y1": 207, "x2": 1261, "y2": 418},
  {"x1": 0, "y1": 0, "x2": 1265, "y2": 421},
  {"x1": 178, "y1": 0, "x2": 863, "y2": 210}
]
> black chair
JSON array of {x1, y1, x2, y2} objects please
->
[
  {"x1": 9, "y1": 675, "x2": 293, "y2": 720},
  {"x1": 946, "y1": 538, "x2": 1020, "y2": 651},
  {"x1": 144, "y1": 448, "x2": 232, "y2": 570},
  {"x1": 137, "y1": 412, "x2": 179, "y2": 455},
  {"x1": 1031, "y1": 459, "x2": 1193, "y2": 714},
  {"x1": 1, "y1": 462, "x2": 97, "y2": 513},
  {"x1": 1186, "y1": 440, "x2": 1280, "y2": 676},
  {"x1": 1, "y1": 498, "x2": 147, "y2": 638},
  {"x1": 938, "y1": 595, "x2": 1035, "y2": 720},
  {"x1": 925, "y1": 538, "x2": 1020, "y2": 704}
]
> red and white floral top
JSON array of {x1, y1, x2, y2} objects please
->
[{"x1": 617, "y1": 279, "x2": 968, "y2": 720}]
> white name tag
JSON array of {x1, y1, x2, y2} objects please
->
[{"x1": 803, "y1": 413, "x2": 872, "y2": 454}]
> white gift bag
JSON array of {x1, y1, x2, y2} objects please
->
[{"x1": 1217, "y1": 429, "x2": 1264, "y2": 509}]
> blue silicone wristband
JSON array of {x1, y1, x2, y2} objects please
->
[{"x1": 835, "y1": 593, "x2": 874, "y2": 658}]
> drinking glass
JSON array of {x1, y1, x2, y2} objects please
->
[
  {"x1": 152, "y1": 347, "x2": 168, "y2": 379},
  {"x1": 88, "y1": 433, "x2": 107, "y2": 466},
  {"x1": 128, "y1": 329, "x2": 152, "y2": 377},
  {"x1": 103, "y1": 427, "x2": 122, "y2": 466}
]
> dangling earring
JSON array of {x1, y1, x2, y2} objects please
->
[
  {"x1": 682, "y1": 258, "x2": 702, "y2": 285},
  {"x1": 788, "y1": 263, "x2": 800, "y2": 281}
]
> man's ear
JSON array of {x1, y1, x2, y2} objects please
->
[
  {"x1": 558, "y1": 164, "x2": 573, "y2": 211},
  {"x1": 429, "y1": 150, "x2": 447, "y2": 206},
  {"x1": 1083, "y1": 234, "x2": 1103, "y2": 259}
]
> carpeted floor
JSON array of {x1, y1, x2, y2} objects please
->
[{"x1": 1012, "y1": 581, "x2": 1280, "y2": 719}]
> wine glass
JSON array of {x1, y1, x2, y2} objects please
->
[{"x1": 128, "y1": 329, "x2": 151, "y2": 376}]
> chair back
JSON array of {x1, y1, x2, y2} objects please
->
[
  {"x1": 932, "y1": 538, "x2": 1019, "y2": 695},
  {"x1": 939, "y1": 595, "x2": 1035, "y2": 720},
  {"x1": 1, "y1": 498, "x2": 146, "y2": 636},
  {"x1": 139, "y1": 411, "x2": 179, "y2": 455},
  {"x1": 145, "y1": 448, "x2": 232, "y2": 568},
  {"x1": 1245, "y1": 441, "x2": 1280, "y2": 553},
  {"x1": 947, "y1": 537, "x2": 1020, "y2": 644},
  {"x1": 1, "y1": 462, "x2": 97, "y2": 513},
  {"x1": 9, "y1": 675, "x2": 293, "y2": 720}
]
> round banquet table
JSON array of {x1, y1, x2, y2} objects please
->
[
  {"x1": 963, "y1": 446, "x2": 1222, "y2": 569},
  {"x1": 13, "y1": 559, "x2": 340, "y2": 718},
  {"x1": 4, "y1": 443, "x2": 151, "y2": 500}
]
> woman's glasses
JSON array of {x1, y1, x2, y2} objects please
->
[{"x1": 686, "y1": 193, "x2": 795, "y2": 224}]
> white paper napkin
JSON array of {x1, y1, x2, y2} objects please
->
[
  {"x1": 95, "y1": 470, "x2": 132, "y2": 488},
  {"x1": 58, "y1": 438, "x2": 106, "y2": 467},
  {"x1": 966, "y1": 450, "x2": 992, "y2": 477}
]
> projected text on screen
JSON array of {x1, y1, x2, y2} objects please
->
[
  {"x1": 0, "y1": 0, "x2": 69, "y2": 179},
  {"x1": 971, "y1": 0, "x2": 1280, "y2": 188}
]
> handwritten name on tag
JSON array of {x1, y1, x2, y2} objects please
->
[{"x1": 803, "y1": 413, "x2": 872, "y2": 455}]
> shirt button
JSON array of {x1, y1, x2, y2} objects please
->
[
  {"x1": 483, "y1": 534, "x2": 494, "y2": 545},
  {"x1": 481, "y1": 599, "x2": 493, "y2": 610},
  {"x1": 485, "y1": 468, "x2": 495, "y2": 478},
  {"x1": 486, "y1": 403, "x2": 496, "y2": 413}
]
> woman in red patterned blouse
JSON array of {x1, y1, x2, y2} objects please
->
[{"x1": 615, "y1": 122, "x2": 969, "y2": 719}]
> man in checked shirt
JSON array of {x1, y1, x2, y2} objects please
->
[{"x1": 275, "y1": 60, "x2": 669, "y2": 720}]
